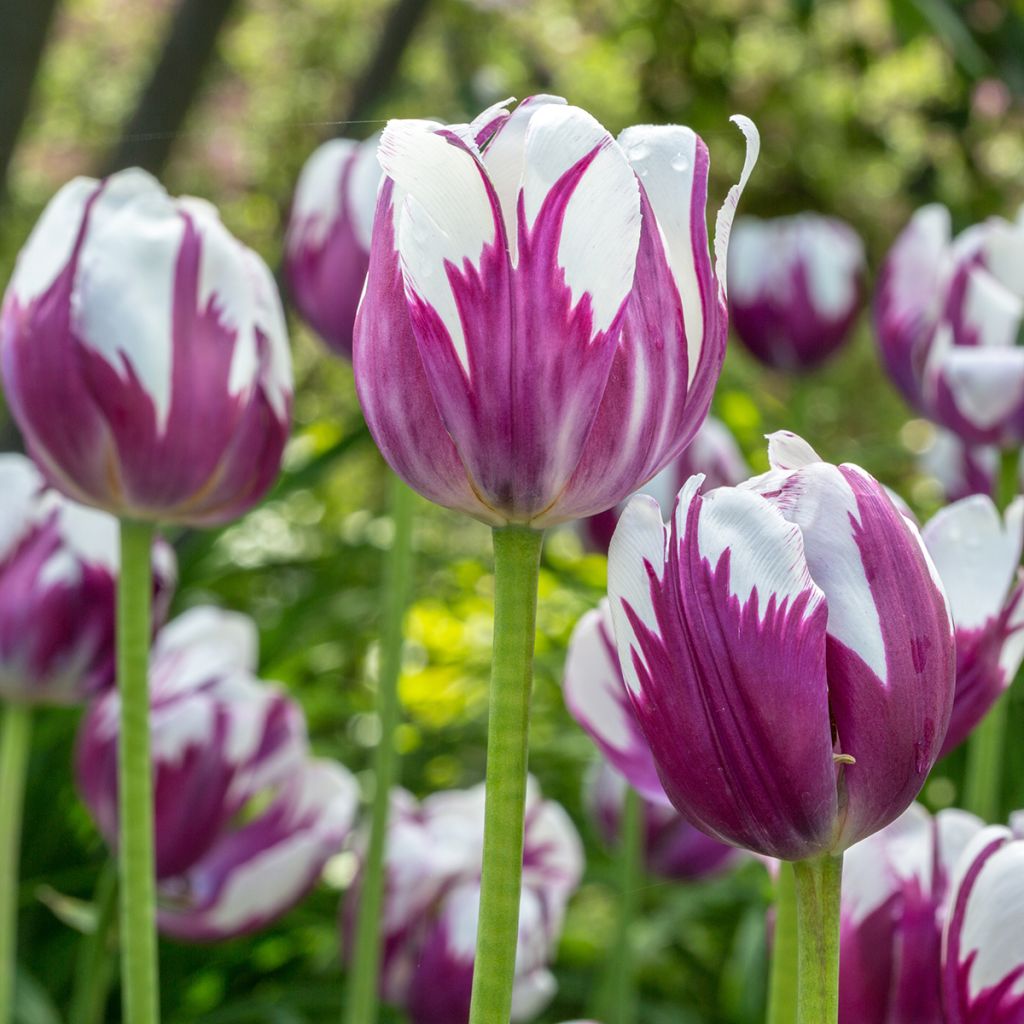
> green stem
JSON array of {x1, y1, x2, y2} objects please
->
[
  {"x1": 0, "y1": 703, "x2": 31, "y2": 1024},
  {"x1": 767, "y1": 861, "x2": 798, "y2": 1024},
  {"x1": 963, "y1": 692, "x2": 1008, "y2": 822},
  {"x1": 467, "y1": 526, "x2": 544, "y2": 1024},
  {"x1": 344, "y1": 476, "x2": 416, "y2": 1024},
  {"x1": 607, "y1": 785, "x2": 642, "y2": 1024},
  {"x1": 117, "y1": 520, "x2": 159, "y2": 1024},
  {"x1": 69, "y1": 860, "x2": 118, "y2": 1024},
  {"x1": 792, "y1": 854, "x2": 843, "y2": 1024}
]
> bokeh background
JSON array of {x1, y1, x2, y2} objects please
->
[{"x1": 2, "y1": 0, "x2": 1024, "y2": 1020}]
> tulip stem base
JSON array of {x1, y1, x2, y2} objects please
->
[
  {"x1": 69, "y1": 860, "x2": 118, "y2": 1024},
  {"x1": 117, "y1": 519, "x2": 159, "y2": 1024},
  {"x1": 606, "y1": 785, "x2": 642, "y2": 1024},
  {"x1": 792, "y1": 853, "x2": 842, "y2": 1024},
  {"x1": 0, "y1": 703, "x2": 31, "y2": 1024},
  {"x1": 963, "y1": 691, "x2": 1008, "y2": 822},
  {"x1": 468, "y1": 526, "x2": 544, "y2": 1024},
  {"x1": 344, "y1": 476, "x2": 416, "y2": 1024},
  {"x1": 767, "y1": 860, "x2": 798, "y2": 1024}
]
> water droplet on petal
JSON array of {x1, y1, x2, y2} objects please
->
[
  {"x1": 671, "y1": 154, "x2": 690, "y2": 173},
  {"x1": 627, "y1": 142, "x2": 651, "y2": 162}
]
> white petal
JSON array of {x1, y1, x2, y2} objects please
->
[
  {"x1": 766, "y1": 430, "x2": 823, "y2": 471},
  {"x1": 347, "y1": 135, "x2": 384, "y2": 250},
  {"x1": 713, "y1": 115, "x2": 760, "y2": 296},
  {"x1": 287, "y1": 139, "x2": 358, "y2": 251},
  {"x1": 962, "y1": 264, "x2": 1024, "y2": 348},
  {"x1": 984, "y1": 217, "x2": 1024, "y2": 299},
  {"x1": 934, "y1": 341, "x2": 1024, "y2": 431},
  {"x1": 0, "y1": 455, "x2": 46, "y2": 563},
  {"x1": 40, "y1": 500, "x2": 119, "y2": 587},
  {"x1": 153, "y1": 605, "x2": 260, "y2": 681}
]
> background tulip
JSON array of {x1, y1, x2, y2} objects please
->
[
  {"x1": 876, "y1": 204, "x2": 1024, "y2": 447},
  {"x1": 77, "y1": 606, "x2": 357, "y2": 940},
  {"x1": 1, "y1": 168, "x2": 293, "y2": 526},
  {"x1": 353, "y1": 95, "x2": 758, "y2": 527},
  {"x1": 0, "y1": 454, "x2": 175, "y2": 706},
  {"x1": 919, "y1": 430, "x2": 998, "y2": 504},
  {"x1": 921, "y1": 495, "x2": 1024, "y2": 756},
  {"x1": 607, "y1": 431, "x2": 955, "y2": 861},
  {"x1": 839, "y1": 803, "x2": 983, "y2": 1024},
  {"x1": 728, "y1": 213, "x2": 865, "y2": 371},
  {"x1": 284, "y1": 135, "x2": 381, "y2": 359}
]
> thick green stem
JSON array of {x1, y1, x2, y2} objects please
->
[
  {"x1": 963, "y1": 692, "x2": 1008, "y2": 822},
  {"x1": 344, "y1": 476, "x2": 416, "y2": 1024},
  {"x1": 467, "y1": 526, "x2": 544, "y2": 1024},
  {"x1": 792, "y1": 854, "x2": 843, "y2": 1024},
  {"x1": 0, "y1": 703, "x2": 31, "y2": 1024},
  {"x1": 117, "y1": 520, "x2": 159, "y2": 1024},
  {"x1": 767, "y1": 861, "x2": 798, "y2": 1024},
  {"x1": 607, "y1": 785, "x2": 643, "y2": 1024},
  {"x1": 69, "y1": 860, "x2": 118, "y2": 1024}
]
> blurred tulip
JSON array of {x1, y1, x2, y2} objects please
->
[
  {"x1": 921, "y1": 495, "x2": 1024, "y2": 756},
  {"x1": 728, "y1": 213, "x2": 865, "y2": 370},
  {"x1": 344, "y1": 779, "x2": 583, "y2": 1024},
  {"x1": 77, "y1": 606, "x2": 357, "y2": 940},
  {"x1": 0, "y1": 454, "x2": 175, "y2": 706},
  {"x1": 920, "y1": 430, "x2": 999, "y2": 504},
  {"x1": 607, "y1": 431, "x2": 955, "y2": 861},
  {"x1": 1, "y1": 169, "x2": 293, "y2": 526},
  {"x1": 581, "y1": 415, "x2": 749, "y2": 552},
  {"x1": 839, "y1": 803, "x2": 983, "y2": 1024},
  {"x1": 876, "y1": 205, "x2": 1024, "y2": 447},
  {"x1": 354, "y1": 95, "x2": 758, "y2": 527},
  {"x1": 943, "y1": 824, "x2": 1024, "y2": 1022},
  {"x1": 285, "y1": 135, "x2": 382, "y2": 359}
]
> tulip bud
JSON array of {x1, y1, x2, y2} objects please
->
[
  {"x1": 921, "y1": 495, "x2": 1024, "y2": 755},
  {"x1": 839, "y1": 803, "x2": 983, "y2": 1024},
  {"x1": 0, "y1": 454, "x2": 175, "y2": 705},
  {"x1": 607, "y1": 431, "x2": 955, "y2": 861},
  {"x1": 344, "y1": 779, "x2": 583, "y2": 1024},
  {"x1": 284, "y1": 135, "x2": 382, "y2": 359},
  {"x1": 876, "y1": 204, "x2": 1024, "y2": 447},
  {"x1": 76, "y1": 606, "x2": 357, "y2": 940},
  {"x1": 728, "y1": 213, "x2": 865, "y2": 371},
  {"x1": 354, "y1": 96, "x2": 758, "y2": 527},
  {"x1": 1, "y1": 169, "x2": 293, "y2": 526}
]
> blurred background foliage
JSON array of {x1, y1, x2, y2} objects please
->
[{"x1": 2, "y1": 0, "x2": 1024, "y2": 1020}]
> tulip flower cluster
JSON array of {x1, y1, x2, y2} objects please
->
[
  {"x1": 77, "y1": 606, "x2": 359, "y2": 941},
  {"x1": 344, "y1": 780, "x2": 583, "y2": 1024}
]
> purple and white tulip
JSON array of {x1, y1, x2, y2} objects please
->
[
  {"x1": 876, "y1": 205, "x2": 1024, "y2": 447},
  {"x1": 285, "y1": 135, "x2": 382, "y2": 359},
  {"x1": 581, "y1": 415, "x2": 749, "y2": 553},
  {"x1": 920, "y1": 430, "x2": 999, "y2": 504},
  {"x1": 727, "y1": 213, "x2": 865, "y2": 371},
  {"x1": 943, "y1": 824, "x2": 1024, "y2": 1023},
  {"x1": 607, "y1": 431, "x2": 956, "y2": 861},
  {"x1": 76, "y1": 605, "x2": 357, "y2": 940},
  {"x1": 353, "y1": 95, "x2": 758, "y2": 527},
  {"x1": 839, "y1": 803, "x2": 983, "y2": 1024},
  {"x1": 921, "y1": 495, "x2": 1024, "y2": 756},
  {"x1": 0, "y1": 454, "x2": 175, "y2": 705},
  {"x1": 1, "y1": 169, "x2": 293, "y2": 526},
  {"x1": 345, "y1": 779, "x2": 583, "y2": 1024}
]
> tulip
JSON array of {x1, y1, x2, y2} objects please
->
[
  {"x1": 77, "y1": 606, "x2": 358, "y2": 941},
  {"x1": 919, "y1": 495, "x2": 1024, "y2": 756},
  {"x1": 920, "y1": 430, "x2": 998, "y2": 504},
  {"x1": 0, "y1": 454, "x2": 176, "y2": 706},
  {"x1": 727, "y1": 213, "x2": 865, "y2": 371},
  {"x1": 839, "y1": 803, "x2": 983, "y2": 1024},
  {"x1": 581, "y1": 415, "x2": 749, "y2": 553},
  {"x1": 943, "y1": 824, "x2": 1024, "y2": 1023},
  {"x1": 285, "y1": 135, "x2": 382, "y2": 359},
  {"x1": 876, "y1": 205, "x2": 1024, "y2": 447},
  {"x1": 344, "y1": 780, "x2": 583, "y2": 1024},
  {"x1": 0, "y1": 168, "x2": 293, "y2": 526}
]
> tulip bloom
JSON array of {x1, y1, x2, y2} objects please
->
[
  {"x1": 920, "y1": 430, "x2": 998, "y2": 504},
  {"x1": 345, "y1": 780, "x2": 583, "y2": 1024},
  {"x1": 1, "y1": 169, "x2": 293, "y2": 526},
  {"x1": 920, "y1": 495, "x2": 1024, "y2": 756},
  {"x1": 0, "y1": 454, "x2": 176, "y2": 705},
  {"x1": 285, "y1": 135, "x2": 382, "y2": 358},
  {"x1": 839, "y1": 803, "x2": 983, "y2": 1024},
  {"x1": 727, "y1": 213, "x2": 865, "y2": 371},
  {"x1": 943, "y1": 824, "x2": 1024, "y2": 1022},
  {"x1": 354, "y1": 95, "x2": 758, "y2": 527},
  {"x1": 607, "y1": 431, "x2": 955, "y2": 862},
  {"x1": 77, "y1": 606, "x2": 357, "y2": 940},
  {"x1": 876, "y1": 205, "x2": 1024, "y2": 447},
  {"x1": 581, "y1": 415, "x2": 749, "y2": 553}
]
